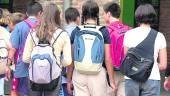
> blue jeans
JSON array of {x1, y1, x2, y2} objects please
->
[
  {"x1": 125, "y1": 79, "x2": 160, "y2": 96},
  {"x1": 0, "y1": 78, "x2": 4, "y2": 95}
]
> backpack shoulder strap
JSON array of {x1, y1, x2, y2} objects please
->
[
  {"x1": 52, "y1": 29, "x2": 64, "y2": 46},
  {"x1": 24, "y1": 19, "x2": 39, "y2": 28},
  {"x1": 136, "y1": 29, "x2": 158, "y2": 55},
  {"x1": 29, "y1": 31, "x2": 37, "y2": 46}
]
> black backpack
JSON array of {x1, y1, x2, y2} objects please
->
[{"x1": 120, "y1": 29, "x2": 158, "y2": 82}]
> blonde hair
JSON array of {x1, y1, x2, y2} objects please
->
[
  {"x1": 10, "y1": 12, "x2": 26, "y2": 25},
  {"x1": 36, "y1": 3, "x2": 61, "y2": 42}
]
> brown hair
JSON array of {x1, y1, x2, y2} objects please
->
[{"x1": 36, "y1": 3, "x2": 61, "y2": 42}]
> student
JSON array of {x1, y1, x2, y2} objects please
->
[
  {"x1": 67, "y1": 1, "x2": 116, "y2": 96},
  {"x1": 23, "y1": 3, "x2": 72, "y2": 96},
  {"x1": 65, "y1": 7, "x2": 80, "y2": 36},
  {"x1": 0, "y1": 26, "x2": 11, "y2": 96},
  {"x1": 62, "y1": 7, "x2": 80, "y2": 96},
  {"x1": 8, "y1": 12, "x2": 26, "y2": 32},
  {"x1": 6, "y1": 1, "x2": 43, "y2": 96},
  {"x1": 103, "y1": 2, "x2": 131, "y2": 96},
  {"x1": 123, "y1": 4, "x2": 167, "y2": 96}
]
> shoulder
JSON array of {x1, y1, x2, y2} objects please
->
[
  {"x1": 157, "y1": 32, "x2": 165, "y2": 38},
  {"x1": 156, "y1": 31, "x2": 166, "y2": 41},
  {"x1": 0, "y1": 26, "x2": 8, "y2": 33},
  {"x1": 53, "y1": 28, "x2": 69, "y2": 39},
  {"x1": 0, "y1": 26, "x2": 9, "y2": 39},
  {"x1": 125, "y1": 27, "x2": 140, "y2": 35},
  {"x1": 16, "y1": 20, "x2": 27, "y2": 27},
  {"x1": 99, "y1": 26, "x2": 107, "y2": 32},
  {"x1": 72, "y1": 26, "x2": 80, "y2": 32}
]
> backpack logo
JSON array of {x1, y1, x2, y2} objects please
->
[
  {"x1": 0, "y1": 39, "x2": 8, "y2": 75},
  {"x1": 73, "y1": 26, "x2": 104, "y2": 74}
]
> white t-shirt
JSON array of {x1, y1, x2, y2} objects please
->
[{"x1": 123, "y1": 26, "x2": 166, "y2": 80}]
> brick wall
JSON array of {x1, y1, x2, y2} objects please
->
[
  {"x1": 71, "y1": 0, "x2": 119, "y2": 25},
  {"x1": 13, "y1": 0, "x2": 31, "y2": 12},
  {"x1": 159, "y1": 0, "x2": 170, "y2": 64},
  {"x1": 13, "y1": 0, "x2": 120, "y2": 25}
]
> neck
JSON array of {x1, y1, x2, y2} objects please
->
[
  {"x1": 109, "y1": 17, "x2": 119, "y2": 23},
  {"x1": 29, "y1": 16, "x2": 37, "y2": 19},
  {"x1": 85, "y1": 19, "x2": 96, "y2": 25},
  {"x1": 140, "y1": 23, "x2": 151, "y2": 28},
  {"x1": 68, "y1": 22, "x2": 77, "y2": 25}
]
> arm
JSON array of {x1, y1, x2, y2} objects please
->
[
  {"x1": 104, "y1": 44, "x2": 116, "y2": 92},
  {"x1": 164, "y1": 76, "x2": 170, "y2": 91},
  {"x1": 67, "y1": 45, "x2": 74, "y2": 95},
  {"x1": 60, "y1": 32, "x2": 72, "y2": 66},
  {"x1": 158, "y1": 48, "x2": 167, "y2": 71},
  {"x1": 6, "y1": 26, "x2": 20, "y2": 80},
  {"x1": 124, "y1": 46, "x2": 129, "y2": 55}
]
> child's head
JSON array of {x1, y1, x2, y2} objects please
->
[
  {"x1": 135, "y1": 3, "x2": 157, "y2": 26},
  {"x1": 26, "y1": 1, "x2": 43, "y2": 18},
  {"x1": 65, "y1": 7, "x2": 80, "y2": 25},
  {"x1": 0, "y1": 8, "x2": 10, "y2": 27},
  {"x1": 36, "y1": 3, "x2": 61, "y2": 42},
  {"x1": 81, "y1": 0, "x2": 99, "y2": 25},
  {"x1": 103, "y1": 2, "x2": 121, "y2": 24},
  {"x1": 9, "y1": 12, "x2": 26, "y2": 32}
]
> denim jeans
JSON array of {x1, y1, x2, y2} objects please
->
[
  {"x1": 0, "y1": 78, "x2": 4, "y2": 96},
  {"x1": 125, "y1": 79, "x2": 160, "y2": 96}
]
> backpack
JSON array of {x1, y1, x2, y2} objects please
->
[
  {"x1": 29, "y1": 30, "x2": 63, "y2": 91},
  {"x1": 108, "y1": 23, "x2": 131, "y2": 70},
  {"x1": 0, "y1": 39, "x2": 8, "y2": 75},
  {"x1": 73, "y1": 25, "x2": 104, "y2": 74},
  {"x1": 120, "y1": 29, "x2": 158, "y2": 82}
]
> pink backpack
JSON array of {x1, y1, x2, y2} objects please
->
[{"x1": 108, "y1": 21, "x2": 131, "y2": 69}]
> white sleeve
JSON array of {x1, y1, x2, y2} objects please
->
[
  {"x1": 157, "y1": 32, "x2": 167, "y2": 49},
  {"x1": 123, "y1": 31, "x2": 130, "y2": 47}
]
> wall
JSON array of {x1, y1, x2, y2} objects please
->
[
  {"x1": 159, "y1": 0, "x2": 170, "y2": 64},
  {"x1": 71, "y1": 0, "x2": 119, "y2": 25}
]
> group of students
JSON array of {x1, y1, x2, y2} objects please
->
[{"x1": 0, "y1": 0, "x2": 169, "y2": 96}]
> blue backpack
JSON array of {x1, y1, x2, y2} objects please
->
[{"x1": 73, "y1": 25, "x2": 104, "y2": 74}]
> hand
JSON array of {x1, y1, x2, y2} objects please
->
[
  {"x1": 164, "y1": 77, "x2": 170, "y2": 91},
  {"x1": 5, "y1": 66, "x2": 11, "y2": 81},
  {"x1": 110, "y1": 81, "x2": 117, "y2": 93},
  {"x1": 67, "y1": 82, "x2": 74, "y2": 95}
]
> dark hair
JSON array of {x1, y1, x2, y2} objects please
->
[
  {"x1": 0, "y1": 8, "x2": 3, "y2": 19},
  {"x1": 81, "y1": 0, "x2": 99, "y2": 25},
  {"x1": 65, "y1": 7, "x2": 80, "y2": 24},
  {"x1": 103, "y1": 2, "x2": 121, "y2": 18},
  {"x1": 135, "y1": 3, "x2": 157, "y2": 25},
  {"x1": 26, "y1": 1, "x2": 43, "y2": 16}
]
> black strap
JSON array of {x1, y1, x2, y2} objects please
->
[
  {"x1": 30, "y1": 31, "x2": 36, "y2": 46},
  {"x1": 30, "y1": 30, "x2": 64, "y2": 46},
  {"x1": 136, "y1": 29, "x2": 158, "y2": 55},
  {"x1": 52, "y1": 30, "x2": 63, "y2": 46}
]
